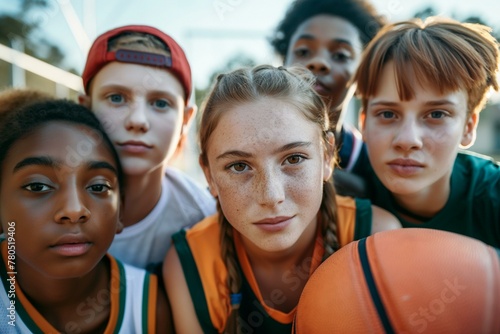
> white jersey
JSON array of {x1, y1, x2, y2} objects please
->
[
  {"x1": 0, "y1": 252, "x2": 158, "y2": 334},
  {"x1": 108, "y1": 167, "x2": 216, "y2": 270}
]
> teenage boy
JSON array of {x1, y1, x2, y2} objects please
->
[
  {"x1": 79, "y1": 25, "x2": 216, "y2": 272},
  {"x1": 353, "y1": 17, "x2": 500, "y2": 247}
]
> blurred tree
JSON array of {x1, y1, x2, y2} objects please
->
[
  {"x1": 413, "y1": 6, "x2": 435, "y2": 21},
  {"x1": 0, "y1": 0, "x2": 70, "y2": 70}
]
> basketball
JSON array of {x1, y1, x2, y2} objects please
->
[{"x1": 293, "y1": 228, "x2": 500, "y2": 333}]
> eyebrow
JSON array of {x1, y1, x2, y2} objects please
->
[
  {"x1": 13, "y1": 157, "x2": 117, "y2": 175},
  {"x1": 100, "y1": 84, "x2": 177, "y2": 99},
  {"x1": 14, "y1": 156, "x2": 59, "y2": 172},
  {"x1": 86, "y1": 161, "x2": 118, "y2": 175},
  {"x1": 294, "y1": 34, "x2": 353, "y2": 46},
  {"x1": 216, "y1": 141, "x2": 312, "y2": 160},
  {"x1": 369, "y1": 99, "x2": 457, "y2": 107}
]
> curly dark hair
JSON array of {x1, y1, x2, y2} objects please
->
[{"x1": 270, "y1": 0, "x2": 386, "y2": 60}]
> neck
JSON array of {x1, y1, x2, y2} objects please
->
[
  {"x1": 122, "y1": 167, "x2": 164, "y2": 227},
  {"x1": 392, "y1": 177, "x2": 451, "y2": 223},
  {"x1": 240, "y1": 218, "x2": 318, "y2": 313},
  {"x1": 16, "y1": 259, "x2": 110, "y2": 332}
]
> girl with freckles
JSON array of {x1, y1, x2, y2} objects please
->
[{"x1": 163, "y1": 65, "x2": 400, "y2": 334}]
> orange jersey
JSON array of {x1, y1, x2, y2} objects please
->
[{"x1": 172, "y1": 195, "x2": 372, "y2": 333}]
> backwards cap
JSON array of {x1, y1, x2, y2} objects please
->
[{"x1": 82, "y1": 25, "x2": 192, "y2": 103}]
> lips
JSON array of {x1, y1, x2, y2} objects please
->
[
  {"x1": 117, "y1": 140, "x2": 152, "y2": 153},
  {"x1": 254, "y1": 216, "x2": 294, "y2": 232},
  {"x1": 387, "y1": 158, "x2": 425, "y2": 176},
  {"x1": 50, "y1": 235, "x2": 91, "y2": 256},
  {"x1": 314, "y1": 81, "x2": 332, "y2": 96}
]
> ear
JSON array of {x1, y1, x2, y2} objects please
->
[
  {"x1": 460, "y1": 112, "x2": 479, "y2": 149},
  {"x1": 172, "y1": 104, "x2": 198, "y2": 160},
  {"x1": 116, "y1": 219, "x2": 124, "y2": 234},
  {"x1": 358, "y1": 108, "x2": 367, "y2": 137},
  {"x1": 116, "y1": 197, "x2": 124, "y2": 234},
  {"x1": 199, "y1": 156, "x2": 218, "y2": 198},
  {"x1": 78, "y1": 94, "x2": 91, "y2": 108},
  {"x1": 183, "y1": 104, "x2": 197, "y2": 129},
  {"x1": 323, "y1": 131, "x2": 336, "y2": 182}
]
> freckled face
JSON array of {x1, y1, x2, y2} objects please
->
[
  {"x1": 361, "y1": 62, "x2": 476, "y2": 199},
  {"x1": 202, "y1": 98, "x2": 331, "y2": 253},
  {"x1": 0, "y1": 122, "x2": 122, "y2": 279},
  {"x1": 285, "y1": 15, "x2": 363, "y2": 124}
]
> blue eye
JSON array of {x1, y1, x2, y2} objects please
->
[
  {"x1": 23, "y1": 183, "x2": 51, "y2": 192},
  {"x1": 429, "y1": 111, "x2": 446, "y2": 119},
  {"x1": 153, "y1": 99, "x2": 170, "y2": 110},
  {"x1": 381, "y1": 111, "x2": 395, "y2": 119},
  {"x1": 108, "y1": 94, "x2": 124, "y2": 104}
]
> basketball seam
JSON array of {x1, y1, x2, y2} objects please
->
[{"x1": 358, "y1": 237, "x2": 395, "y2": 334}]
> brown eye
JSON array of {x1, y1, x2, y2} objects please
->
[
  {"x1": 87, "y1": 183, "x2": 111, "y2": 193},
  {"x1": 294, "y1": 48, "x2": 310, "y2": 58},
  {"x1": 285, "y1": 155, "x2": 304, "y2": 165},
  {"x1": 229, "y1": 163, "x2": 248, "y2": 173},
  {"x1": 23, "y1": 183, "x2": 51, "y2": 192}
]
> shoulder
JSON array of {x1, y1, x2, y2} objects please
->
[
  {"x1": 455, "y1": 151, "x2": 500, "y2": 173},
  {"x1": 106, "y1": 256, "x2": 170, "y2": 333},
  {"x1": 370, "y1": 205, "x2": 401, "y2": 234},
  {"x1": 165, "y1": 166, "x2": 208, "y2": 192},
  {"x1": 181, "y1": 213, "x2": 221, "y2": 240},
  {"x1": 164, "y1": 167, "x2": 216, "y2": 215},
  {"x1": 164, "y1": 215, "x2": 229, "y2": 334},
  {"x1": 163, "y1": 246, "x2": 204, "y2": 333},
  {"x1": 455, "y1": 151, "x2": 500, "y2": 195}
]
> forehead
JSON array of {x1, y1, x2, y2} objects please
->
[
  {"x1": 4, "y1": 122, "x2": 116, "y2": 170},
  {"x1": 373, "y1": 62, "x2": 468, "y2": 103},
  {"x1": 208, "y1": 98, "x2": 320, "y2": 151},
  {"x1": 89, "y1": 61, "x2": 184, "y2": 98},
  {"x1": 291, "y1": 14, "x2": 362, "y2": 46}
]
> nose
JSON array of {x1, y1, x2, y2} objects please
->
[
  {"x1": 125, "y1": 101, "x2": 150, "y2": 133},
  {"x1": 393, "y1": 118, "x2": 423, "y2": 152},
  {"x1": 306, "y1": 51, "x2": 331, "y2": 75},
  {"x1": 255, "y1": 168, "x2": 285, "y2": 207},
  {"x1": 54, "y1": 185, "x2": 91, "y2": 224}
]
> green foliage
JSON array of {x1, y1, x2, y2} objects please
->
[{"x1": 0, "y1": 0, "x2": 68, "y2": 69}]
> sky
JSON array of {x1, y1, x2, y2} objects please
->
[{"x1": 2, "y1": 0, "x2": 500, "y2": 90}]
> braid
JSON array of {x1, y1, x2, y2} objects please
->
[
  {"x1": 321, "y1": 181, "x2": 340, "y2": 257},
  {"x1": 218, "y1": 202, "x2": 242, "y2": 334}
]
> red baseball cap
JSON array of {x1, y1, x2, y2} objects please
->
[{"x1": 82, "y1": 25, "x2": 192, "y2": 103}]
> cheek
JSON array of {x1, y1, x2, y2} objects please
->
[
  {"x1": 331, "y1": 63, "x2": 355, "y2": 83},
  {"x1": 422, "y1": 128, "x2": 462, "y2": 154},
  {"x1": 363, "y1": 124, "x2": 386, "y2": 146},
  {"x1": 212, "y1": 174, "x2": 249, "y2": 212},
  {"x1": 290, "y1": 167, "x2": 324, "y2": 202},
  {"x1": 92, "y1": 110, "x2": 124, "y2": 136},
  {"x1": 156, "y1": 113, "x2": 182, "y2": 135}
]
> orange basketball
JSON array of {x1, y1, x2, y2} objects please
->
[{"x1": 293, "y1": 228, "x2": 500, "y2": 334}]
